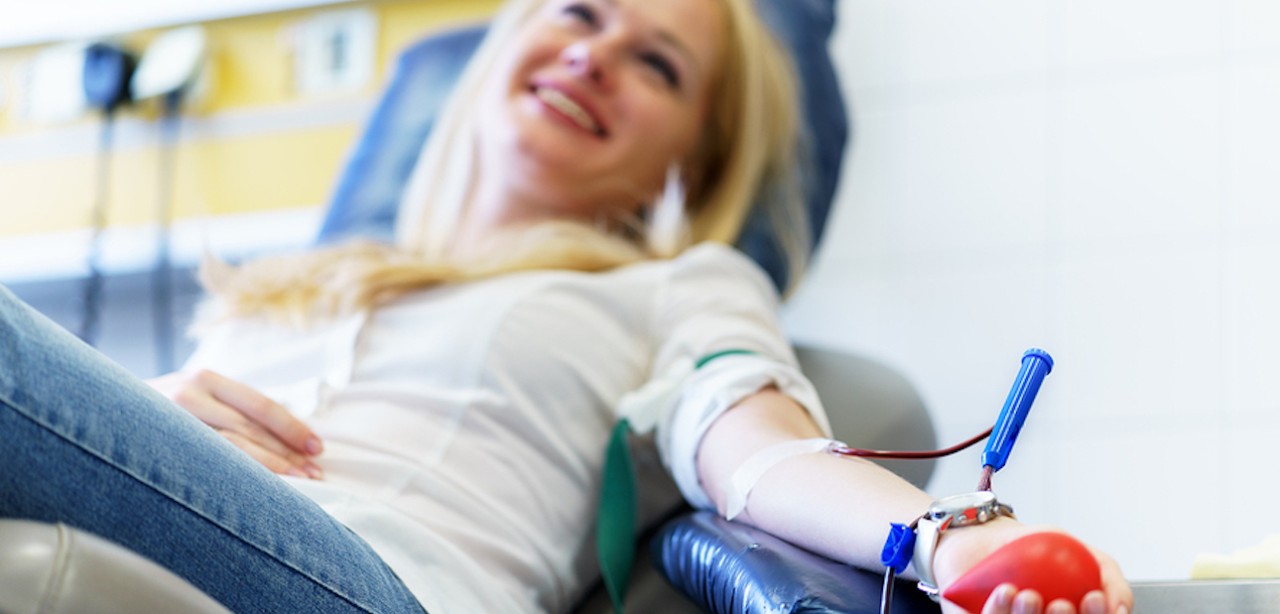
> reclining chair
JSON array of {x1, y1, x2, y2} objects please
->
[{"x1": 0, "y1": 1, "x2": 943, "y2": 611}]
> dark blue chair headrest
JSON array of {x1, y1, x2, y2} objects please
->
[{"x1": 317, "y1": 0, "x2": 848, "y2": 292}]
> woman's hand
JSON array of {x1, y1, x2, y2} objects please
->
[
  {"x1": 147, "y1": 369, "x2": 325, "y2": 480},
  {"x1": 932, "y1": 518, "x2": 1133, "y2": 614}
]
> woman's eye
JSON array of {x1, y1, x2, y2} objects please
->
[
  {"x1": 641, "y1": 52, "x2": 680, "y2": 89},
  {"x1": 563, "y1": 3, "x2": 599, "y2": 26}
]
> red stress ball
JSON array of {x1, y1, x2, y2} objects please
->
[{"x1": 942, "y1": 532, "x2": 1103, "y2": 612}]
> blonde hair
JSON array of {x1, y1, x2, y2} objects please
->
[{"x1": 201, "y1": 0, "x2": 806, "y2": 326}]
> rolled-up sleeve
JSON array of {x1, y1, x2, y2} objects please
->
[{"x1": 649, "y1": 243, "x2": 832, "y2": 511}]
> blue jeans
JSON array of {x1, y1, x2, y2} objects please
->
[{"x1": 0, "y1": 285, "x2": 426, "y2": 613}]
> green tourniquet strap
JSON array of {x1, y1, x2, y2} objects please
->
[
  {"x1": 596, "y1": 349, "x2": 757, "y2": 614},
  {"x1": 599, "y1": 418, "x2": 637, "y2": 614},
  {"x1": 694, "y1": 348, "x2": 757, "y2": 370}
]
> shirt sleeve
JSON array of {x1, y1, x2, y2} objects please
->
[{"x1": 649, "y1": 243, "x2": 832, "y2": 511}]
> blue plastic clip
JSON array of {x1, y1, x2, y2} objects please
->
[
  {"x1": 980, "y1": 348, "x2": 1054, "y2": 473},
  {"x1": 880, "y1": 523, "x2": 916, "y2": 574}
]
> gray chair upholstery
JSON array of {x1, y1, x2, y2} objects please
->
[
  {"x1": 0, "y1": 519, "x2": 229, "y2": 614},
  {"x1": 795, "y1": 345, "x2": 936, "y2": 490}
]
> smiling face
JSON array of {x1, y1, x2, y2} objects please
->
[{"x1": 468, "y1": 0, "x2": 725, "y2": 232}]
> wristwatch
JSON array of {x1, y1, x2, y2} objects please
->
[{"x1": 913, "y1": 491, "x2": 1016, "y2": 600}]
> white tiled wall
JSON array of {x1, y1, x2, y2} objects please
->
[{"x1": 783, "y1": 0, "x2": 1280, "y2": 581}]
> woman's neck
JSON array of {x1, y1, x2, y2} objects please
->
[{"x1": 450, "y1": 176, "x2": 596, "y2": 262}]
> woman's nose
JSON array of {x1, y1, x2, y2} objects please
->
[{"x1": 562, "y1": 38, "x2": 617, "y2": 87}]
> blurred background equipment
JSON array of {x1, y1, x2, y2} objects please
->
[
  {"x1": 78, "y1": 41, "x2": 137, "y2": 346},
  {"x1": 130, "y1": 26, "x2": 207, "y2": 373}
]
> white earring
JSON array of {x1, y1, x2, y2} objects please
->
[{"x1": 648, "y1": 163, "x2": 688, "y2": 257}]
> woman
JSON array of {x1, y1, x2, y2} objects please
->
[{"x1": 0, "y1": 0, "x2": 1131, "y2": 613}]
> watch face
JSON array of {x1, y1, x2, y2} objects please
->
[{"x1": 929, "y1": 491, "x2": 997, "y2": 520}]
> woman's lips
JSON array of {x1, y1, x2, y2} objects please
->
[{"x1": 531, "y1": 85, "x2": 607, "y2": 138}]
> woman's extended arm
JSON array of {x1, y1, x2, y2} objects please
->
[{"x1": 696, "y1": 387, "x2": 1132, "y2": 614}]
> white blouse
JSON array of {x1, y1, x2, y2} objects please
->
[{"x1": 183, "y1": 243, "x2": 829, "y2": 613}]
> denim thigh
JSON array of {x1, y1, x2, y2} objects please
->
[{"x1": 0, "y1": 285, "x2": 425, "y2": 614}]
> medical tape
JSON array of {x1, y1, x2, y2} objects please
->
[{"x1": 724, "y1": 437, "x2": 836, "y2": 520}]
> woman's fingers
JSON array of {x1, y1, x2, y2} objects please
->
[
  {"x1": 973, "y1": 585, "x2": 1123, "y2": 614},
  {"x1": 1080, "y1": 591, "x2": 1107, "y2": 614},
  {"x1": 168, "y1": 374, "x2": 294, "y2": 455},
  {"x1": 196, "y1": 370, "x2": 323, "y2": 456},
  {"x1": 217, "y1": 429, "x2": 320, "y2": 479},
  {"x1": 970, "y1": 586, "x2": 1050, "y2": 614},
  {"x1": 973, "y1": 585, "x2": 1118, "y2": 614},
  {"x1": 1011, "y1": 590, "x2": 1044, "y2": 614},
  {"x1": 1046, "y1": 598, "x2": 1077, "y2": 614},
  {"x1": 147, "y1": 369, "x2": 324, "y2": 478},
  {"x1": 1087, "y1": 545, "x2": 1134, "y2": 613},
  {"x1": 979, "y1": 583, "x2": 1017, "y2": 614}
]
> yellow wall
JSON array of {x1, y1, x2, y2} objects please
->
[{"x1": 0, "y1": 0, "x2": 503, "y2": 239}]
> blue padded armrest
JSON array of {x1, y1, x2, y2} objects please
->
[
  {"x1": 653, "y1": 512, "x2": 941, "y2": 614},
  {"x1": 316, "y1": 0, "x2": 849, "y2": 292}
]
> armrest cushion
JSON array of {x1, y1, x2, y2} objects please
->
[{"x1": 651, "y1": 511, "x2": 940, "y2": 614}]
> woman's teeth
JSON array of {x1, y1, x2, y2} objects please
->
[{"x1": 534, "y1": 87, "x2": 603, "y2": 136}]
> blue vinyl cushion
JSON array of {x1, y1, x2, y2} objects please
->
[
  {"x1": 653, "y1": 511, "x2": 941, "y2": 614},
  {"x1": 316, "y1": 0, "x2": 848, "y2": 292}
]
